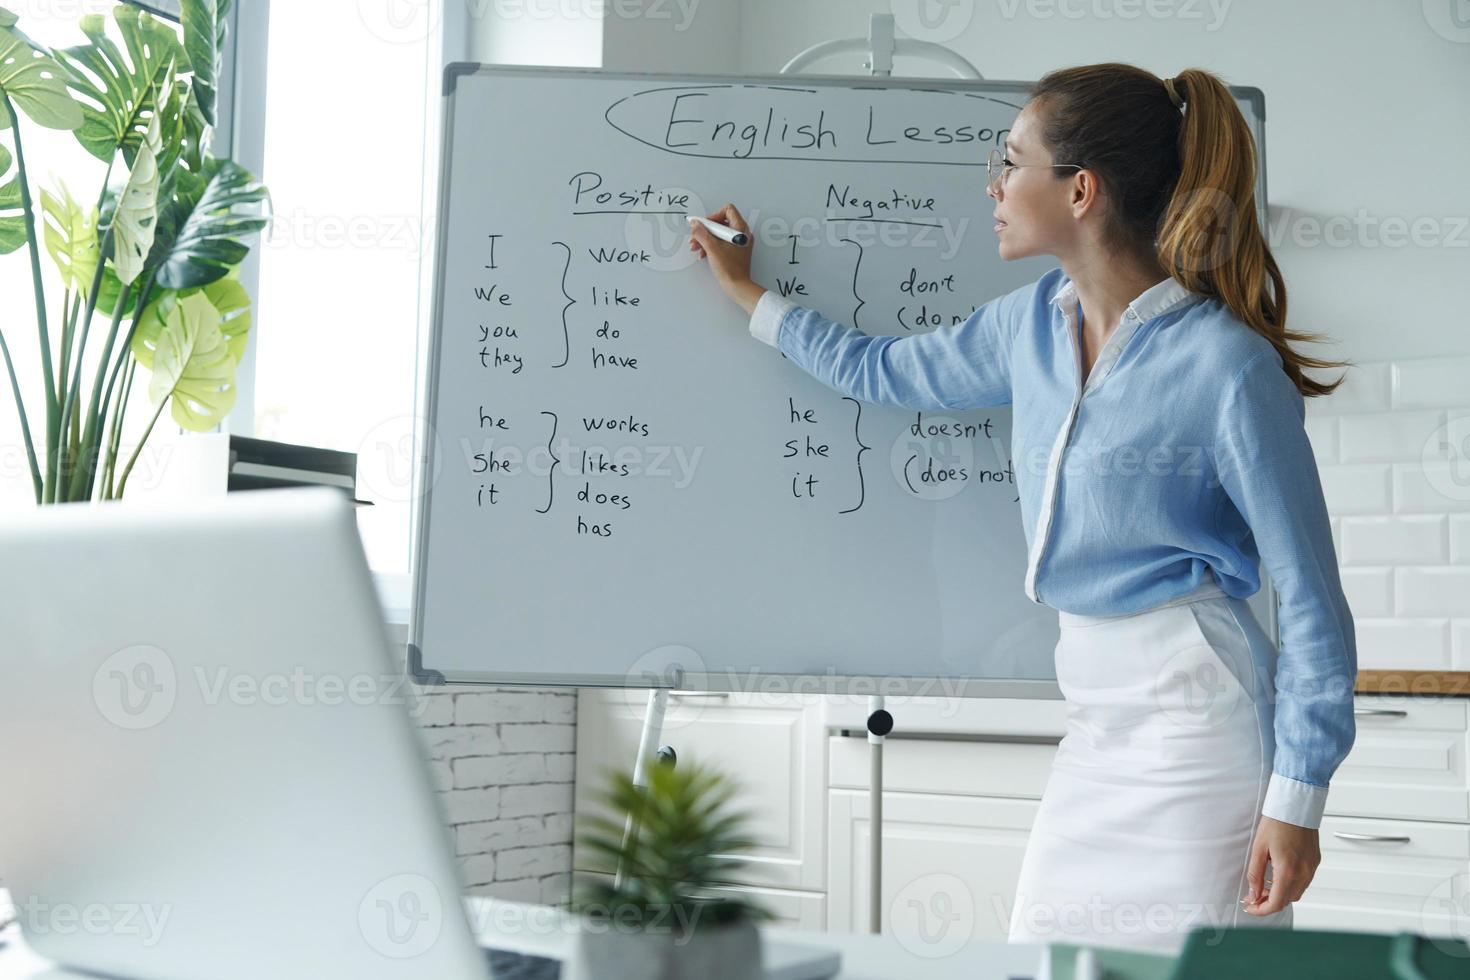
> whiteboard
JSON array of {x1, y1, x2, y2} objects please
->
[{"x1": 408, "y1": 65, "x2": 1271, "y2": 692}]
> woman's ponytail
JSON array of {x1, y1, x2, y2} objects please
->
[{"x1": 1157, "y1": 70, "x2": 1347, "y2": 397}]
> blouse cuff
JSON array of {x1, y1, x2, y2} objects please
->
[
  {"x1": 749, "y1": 289, "x2": 796, "y2": 348},
  {"x1": 1261, "y1": 772, "x2": 1329, "y2": 829}
]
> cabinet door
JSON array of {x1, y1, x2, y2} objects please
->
[
  {"x1": 573, "y1": 689, "x2": 826, "y2": 891},
  {"x1": 1294, "y1": 813, "x2": 1470, "y2": 938},
  {"x1": 827, "y1": 789, "x2": 1038, "y2": 944},
  {"x1": 1326, "y1": 697, "x2": 1469, "y2": 822}
]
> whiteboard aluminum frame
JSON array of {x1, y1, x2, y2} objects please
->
[{"x1": 407, "y1": 63, "x2": 1273, "y2": 692}]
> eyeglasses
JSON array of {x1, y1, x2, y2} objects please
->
[{"x1": 986, "y1": 147, "x2": 1084, "y2": 188}]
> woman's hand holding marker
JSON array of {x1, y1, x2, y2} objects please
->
[
  {"x1": 688, "y1": 214, "x2": 748, "y2": 246},
  {"x1": 688, "y1": 203, "x2": 767, "y2": 316}
]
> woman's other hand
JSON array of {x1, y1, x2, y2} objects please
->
[
  {"x1": 1241, "y1": 815, "x2": 1321, "y2": 916},
  {"x1": 688, "y1": 203, "x2": 766, "y2": 315}
]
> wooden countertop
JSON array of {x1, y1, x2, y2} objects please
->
[{"x1": 1356, "y1": 670, "x2": 1470, "y2": 697}]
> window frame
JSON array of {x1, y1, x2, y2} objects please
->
[{"x1": 217, "y1": 0, "x2": 269, "y2": 438}]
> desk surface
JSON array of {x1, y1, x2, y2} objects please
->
[{"x1": 0, "y1": 893, "x2": 1059, "y2": 980}]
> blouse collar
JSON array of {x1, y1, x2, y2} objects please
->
[{"x1": 1048, "y1": 272, "x2": 1202, "y2": 325}]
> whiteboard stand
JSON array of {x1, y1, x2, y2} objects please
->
[
  {"x1": 865, "y1": 698, "x2": 894, "y2": 934},
  {"x1": 614, "y1": 686, "x2": 677, "y2": 892},
  {"x1": 781, "y1": 12, "x2": 980, "y2": 935},
  {"x1": 779, "y1": 12, "x2": 983, "y2": 80}
]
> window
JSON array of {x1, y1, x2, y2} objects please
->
[
  {"x1": 249, "y1": 3, "x2": 436, "y2": 574},
  {"x1": 244, "y1": 1, "x2": 598, "y2": 580}
]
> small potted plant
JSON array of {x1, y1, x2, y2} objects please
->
[{"x1": 566, "y1": 758, "x2": 776, "y2": 980}]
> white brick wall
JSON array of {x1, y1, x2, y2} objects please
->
[
  {"x1": 411, "y1": 685, "x2": 577, "y2": 906},
  {"x1": 1307, "y1": 354, "x2": 1470, "y2": 672}
]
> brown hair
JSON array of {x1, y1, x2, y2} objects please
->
[{"x1": 1027, "y1": 64, "x2": 1349, "y2": 397}]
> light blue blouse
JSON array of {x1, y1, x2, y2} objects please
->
[{"x1": 749, "y1": 267, "x2": 1357, "y2": 830}]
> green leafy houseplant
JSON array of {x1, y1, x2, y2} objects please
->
[
  {"x1": 0, "y1": 0, "x2": 268, "y2": 504},
  {"x1": 573, "y1": 758, "x2": 777, "y2": 939}
]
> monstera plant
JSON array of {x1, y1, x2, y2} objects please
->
[{"x1": 0, "y1": 0, "x2": 268, "y2": 503}]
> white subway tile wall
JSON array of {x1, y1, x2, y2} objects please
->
[
  {"x1": 1308, "y1": 354, "x2": 1470, "y2": 672},
  {"x1": 411, "y1": 686, "x2": 577, "y2": 905}
]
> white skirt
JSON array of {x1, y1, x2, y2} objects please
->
[{"x1": 1007, "y1": 575, "x2": 1294, "y2": 954}]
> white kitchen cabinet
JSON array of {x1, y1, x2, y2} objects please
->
[
  {"x1": 824, "y1": 734, "x2": 1056, "y2": 939},
  {"x1": 1294, "y1": 695, "x2": 1470, "y2": 941},
  {"x1": 1326, "y1": 697, "x2": 1469, "y2": 822},
  {"x1": 572, "y1": 688, "x2": 828, "y2": 891},
  {"x1": 1294, "y1": 813, "x2": 1470, "y2": 937},
  {"x1": 572, "y1": 689, "x2": 1470, "y2": 941},
  {"x1": 826, "y1": 789, "x2": 1040, "y2": 941}
]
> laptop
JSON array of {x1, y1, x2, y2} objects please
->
[
  {"x1": 0, "y1": 487, "x2": 839, "y2": 980},
  {"x1": 0, "y1": 487, "x2": 498, "y2": 978}
]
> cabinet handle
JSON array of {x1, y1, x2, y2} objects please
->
[
  {"x1": 1333, "y1": 832, "x2": 1411, "y2": 843},
  {"x1": 1353, "y1": 708, "x2": 1408, "y2": 718},
  {"x1": 669, "y1": 692, "x2": 729, "y2": 699}
]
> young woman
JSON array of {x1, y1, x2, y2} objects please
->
[{"x1": 689, "y1": 63, "x2": 1357, "y2": 953}]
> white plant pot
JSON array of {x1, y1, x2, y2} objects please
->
[{"x1": 562, "y1": 915, "x2": 764, "y2": 980}]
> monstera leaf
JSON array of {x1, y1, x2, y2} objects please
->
[
  {"x1": 131, "y1": 272, "x2": 250, "y2": 370},
  {"x1": 146, "y1": 289, "x2": 236, "y2": 430},
  {"x1": 152, "y1": 68, "x2": 190, "y2": 189},
  {"x1": 180, "y1": 0, "x2": 230, "y2": 127},
  {"x1": 150, "y1": 156, "x2": 268, "y2": 290},
  {"x1": 0, "y1": 143, "x2": 21, "y2": 253},
  {"x1": 108, "y1": 111, "x2": 162, "y2": 285},
  {"x1": 195, "y1": 273, "x2": 250, "y2": 360},
  {"x1": 40, "y1": 179, "x2": 100, "y2": 294},
  {"x1": 0, "y1": 11, "x2": 82, "y2": 131},
  {"x1": 55, "y1": 5, "x2": 180, "y2": 165},
  {"x1": 0, "y1": 9, "x2": 21, "y2": 253}
]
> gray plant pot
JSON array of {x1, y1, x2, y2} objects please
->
[{"x1": 563, "y1": 915, "x2": 764, "y2": 980}]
